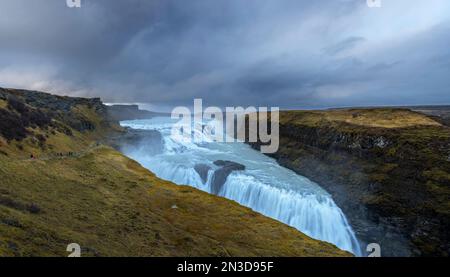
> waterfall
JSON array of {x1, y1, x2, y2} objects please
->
[{"x1": 121, "y1": 117, "x2": 362, "y2": 256}]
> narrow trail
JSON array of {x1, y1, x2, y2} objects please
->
[{"x1": 23, "y1": 142, "x2": 103, "y2": 162}]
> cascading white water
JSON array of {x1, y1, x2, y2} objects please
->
[{"x1": 120, "y1": 117, "x2": 362, "y2": 255}]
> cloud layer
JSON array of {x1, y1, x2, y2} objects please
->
[{"x1": 0, "y1": 0, "x2": 449, "y2": 109}]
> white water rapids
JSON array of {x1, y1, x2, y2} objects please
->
[{"x1": 120, "y1": 117, "x2": 362, "y2": 255}]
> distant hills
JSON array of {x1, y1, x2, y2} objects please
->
[{"x1": 106, "y1": 104, "x2": 169, "y2": 121}]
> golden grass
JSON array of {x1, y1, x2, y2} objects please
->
[
  {"x1": 0, "y1": 146, "x2": 350, "y2": 257},
  {"x1": 71, "y1": 105, "x2": 103, "y2": 127},
  {"x1": 281, "y1": 108, "x2": 441, "y2": 129},
  {"x1": 0, "y1": 99, "x2": 7, "y2": 109}
]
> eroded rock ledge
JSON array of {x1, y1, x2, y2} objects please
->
[{"x1": 247, "y1": 109, "x2": 450, "y2": 257}]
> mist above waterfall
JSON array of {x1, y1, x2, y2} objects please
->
[{"x1": 120, "y1": 117, "x2": 362, "y2": 255}]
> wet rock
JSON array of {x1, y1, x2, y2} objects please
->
[
  {"x1": 194, "y1": 164, "x2": 211, "y2": 184},
  {"x1": 210, "y1": 160, "x2": 245, "y2": 195},
  {"x1": 213, "y1": 160, "x2": 246, "y2": 170}
]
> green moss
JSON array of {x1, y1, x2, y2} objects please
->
[
  {"x1": 369, "y1": 173, "x2": 388, "y2": 183},
  {"x1": 424, "y1": 169, "x2": 450, "y2": 183},
  {"x1": 379, "y1": 163, "x2": 399, "y2": 173},
  {"x1": 0, "y1": 99, "x2": 7, "y2": 109}
]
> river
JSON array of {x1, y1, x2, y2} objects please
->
[{"x1": 120, "y1": 116, "x2": 362, "y2": 255}]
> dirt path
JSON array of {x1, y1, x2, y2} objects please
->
[{"x1": 24, "y1": 142, "x2": 102, "y2": 162}]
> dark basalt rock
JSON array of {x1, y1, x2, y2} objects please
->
[
  {"x1": 247, "y1": 116, "x2": 450, "y2": 257},
  {"x1": 194, "y1": 164, "x2": 211, "y2": 184},
  {"x1": 0, "y1": 87, "x2": 112, "y2": 138},
  {"x1": 210, "y1": 160, "x2": 245, "y2": 195},
  {"x1": 0, "y1": 92, "x2": 53, "y2": 141},
  {"x1": 213, "y1": 160, "x2": 246, "y2": 170},
  {"x1": 0, "y1": 87, "x2": 106, "y2": 114}
]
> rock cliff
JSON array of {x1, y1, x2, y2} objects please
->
[{"x1": 248, "y1": 109, "x2": 450, "y2": 256}]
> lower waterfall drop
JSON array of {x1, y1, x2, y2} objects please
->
[{"x1": 120, "y1": 117, "x2": 362, "y2": 256}]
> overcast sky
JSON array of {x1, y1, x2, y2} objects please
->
[{"x1": 0, "y1": 0, "x2": 449, "y2": 109}]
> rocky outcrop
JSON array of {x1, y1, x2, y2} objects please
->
[
  {"x1": 0, "y1": 87, "x2": 114, "y2": 137},
  {"x1": 0, "y1": 87, "x2": 106, "y2": 114},
  {"x1": 210, "y1": 160, "x2": 245, "y2": 195},
  {"x1": 106, "y1": 104, "x2": 166, "y2": 121},
  {"x1": 194, "y1": 164, "x2": 211, "y2": 184},
  {"x1": 248, "y1": 110, "x2": 450, "y2": 257}
]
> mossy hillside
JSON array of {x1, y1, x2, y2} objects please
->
[
  {"x1": 0, "y1": 99, "x2": 7, "y2": 109},
  {"x1": 251, "y1": 108, "x2": 450, "y2": 256},
  {"x1": 0, "y1": 88, "x2": 124, "y2": 159},
  {"x1": 0, "y1": 146, "x2": 350, "y2": 257},
  {"x1": 0, "y1": 87, "x2": 120, "y2": 143},
  {"x1": 0, "y1": 88, "x2": 350, "y2": 257}
]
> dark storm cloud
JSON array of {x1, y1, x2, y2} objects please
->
[
  {"x1": 0, "y1": 0, "x2": 449, "y2": 108},
  {"x1": 322, "y1": 37, "x2": 366, "y2": 56}
]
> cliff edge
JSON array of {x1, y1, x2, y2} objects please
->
[{"x1": 248, "y1": 109, "x2": 450, "y2": 256}]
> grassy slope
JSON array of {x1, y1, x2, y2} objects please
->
[
  {"x1": 0, "y1": 88, "x2": 349, "y2": 257},
  {"x1": 281, "y1": 108, "x2": 441, "y2": 128},
  {"x1": 259, "y1": 108, "x2": 450, "y2": 256}
]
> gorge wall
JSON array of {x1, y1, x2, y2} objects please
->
[{"x1": 248, "y1": 109, "x2": 450, "y2": 257}]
